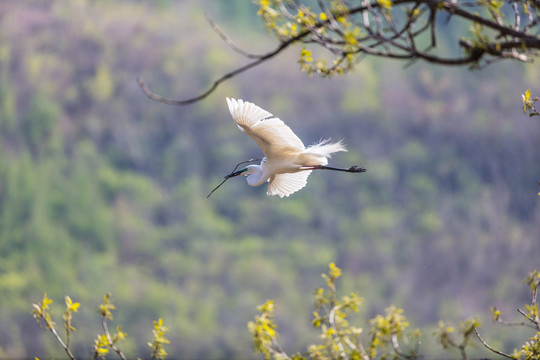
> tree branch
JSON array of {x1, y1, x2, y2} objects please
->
[
  {"x1": 204, "y1": 12, "x2": 266, "y2": 59},
  {"x1": 517, "y1": 308, "x2": 540, "y2": 330},
  {"x1": 136, "y1": 27, "x2": 310, "y2": 105},
  {"x1": 136, "y1": 56, "x2": 267, "y2": 105},
  {"x1": 50, "y1": 325, "x2": 76, "y2": 360},
  {"x1": 474, "y1": 328, "x2": 516, "y2": 359},
  {"x1": 137, "y1": 0, "x2": 540, "y2": 106},
  {"x1": 328, "y1": 306, "x2": 349, "y2": 360},
  {"x1": 438, "y1": 1, "x2": 539, "y2": 41},
  {"x1": 37, "y1": 313, "x2": 76, "y2": 360},
  {"x1": 102, "y1": 316, "x2": 127, "y2": 360}
]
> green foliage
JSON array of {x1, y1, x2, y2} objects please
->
[
  {"x1": 93, "y1": 333, "x2": 113, "y2": 359},
  {"x1": 523, "y1": 269, "x2": 540, "y2": 326},
  {"x1": 258, "y1": 0, "x2": 359, "y2": 76},
  {"x1": 32, "y1": 294, "x2": 77, "y2": 360},
  {"x1": 98, "y1": 293, "x2": 116, "y2": 321},
  {"x1": 32, "y1": 293, "x2": 56, "y2": 331},
  {"x1": 64, "y1": 296, "x2": 80, "y2": 348},
  {"x1": 86, "y1": 64, "x2": 114, "y2": 102},
  {"x1": 249, "y1": 263, "x2": 420, "y2": 360},
  {"x1": 248, "y1": 300, "x2": 283, "y2": 360},
  {"x1": 23, "y1": 91, "x2": 60, "y2": 153},
  {"x1": 149, "y1": 318, "x2": 170, "y2": 360},
  {"x1": 256, "y1": 0, "x2": 540, "y2": 77},
  {"x1": 30, "y1": 267, "x2": 540, "y2": 359},
  {"x1": 93, "y1": 293, "x2": 129, "y2": 360},
  {"x1": 0, "y1": 1, "x2": 538, "y2": 358},
  {"x1": 368, "y1": 305, "x2": 418, "y2": 359},
  {"x1": 522, "y1": 89, "x2": 540, "y2": 117},
  {"x1": 249, "y1": 265, "x2": 540, "y2": 360},
  {"x1": 433, "y1": 319, "x2": 480, "y2": 359},
  {"x1": 473, "y1": 269, "x2": 540, "y2": 360},
  {"x1": 0, "y1": 50, "x2": 17, "y2": 132},
  {"x1": 32, "y1": 293, "x2": 166, "y2": 360},
  {"x1": 520, "y1": 332, "x2": 540, "y2": 360}
]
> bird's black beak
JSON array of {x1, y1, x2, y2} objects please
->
[{"x1": 225, "y1": 168, "x2": 247, "y2": 179}]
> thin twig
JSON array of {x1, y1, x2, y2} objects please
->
[
  {"x1": 65, "y1": 320, "x2": 72, "y2": 351},
  {"x1": 137, "y1": 0, "x2": 540, "y2": 106},
  {"x1": 267, "y1": 340, "x2": 292, "y2": 360},
  {"x1": 42, "y1": 317, "x2": 76, "y2": 360},
  {"x1": 102, "y1": 317, "x2": 127, "y2": 360},
  {"x1": 529, "y1": 277, "x2": 540, "y2": 329},
  {"x1": 517, "y1": 308, "x2": 540, "y2": 330},
  {"x1": 495, "y1": 318, "x2": 537, "y2": 328},
  {"x1": 205, "y1": 13, "x2": 265, "y2": 59},
  {"x1": 390, "y1": 332, "x2": 419, "y2": 359},
  {"x1": 458, "y1": 343, "x2": 468, "y2": 360},
  {"x1": 207, "y1": 158, "x2": 262, "y2": 198},
  {"x1": 512, "y1": 2, "x2": 520, "y2": 31},
  {"x1": 328, "y1": 306, "x2": 349, "y2": 360},
  {"x1": 436, "y1": 0, "x2": 539, "y2": 41},
  {"x1": 137, "y1": 25, "x2": 312, "y2": 106},
  {"x1": 473, "y1": 328, "x2": 516, "y2": 359},
  {"x1": 136, "y1": 43, "x2": 286, "y2": 105}
]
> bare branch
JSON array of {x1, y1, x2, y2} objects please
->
[
  {"x1": 495, "y1": 317, "x2": 538, "y2": 328},
  {"x1": 437, "y1": 1, "x2": 537, "y2": 40},
  {"x1": 512, "y1": 2, "x2": 520, "y2": 31},
  {"x1": 137, "y1": 0, "x2": 540, "y2": 106},
  {"x1": 517, "y1": 308, "x2": 540, "y2": 330},
  {"x1": 136, "y1": 54, "x2": 272, "y2": 105},
  {"x1": 204, "y1": 13, "x2": 265, "y2": 59},
  {"x1": 35, "y1": 312, "x2": 76, "y2": 360},
  {"x1": 474, "y1": 328, "x2": 517, "y2": 359},
  {"x1": 136, "y1": 24, "x2": 312, "y2": 105},
  {"x1": 102, "y1": 316, "x2": 127, "y2": 360},
  {"x1": 49, "y1": 325, "x2": 76, "y2": 360},
  {"x1": 328, "y1": 306, "x2": 349, "y2": 360}
]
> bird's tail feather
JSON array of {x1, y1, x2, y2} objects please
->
[{"x1": 304, "y1": 139, "x2": 347, "y2": 158}]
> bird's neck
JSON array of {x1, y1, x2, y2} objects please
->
[{"x1": 245, "y1": 165, "x2": 268, "y2": 186}]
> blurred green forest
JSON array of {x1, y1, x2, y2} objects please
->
[{"x1": 0, "y1": 0, "x2": 539, "y2": 358}]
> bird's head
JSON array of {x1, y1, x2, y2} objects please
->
[
  {"x1": 225, "y1": 165, "x2": 261, "y2": 179},
  {"x1": 225, "y1": 167, "x2": 249, "y2": 179}
]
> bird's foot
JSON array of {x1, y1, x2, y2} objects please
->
[{"x1": 348, "y1": 166, "x2": 367, "y2": 173}]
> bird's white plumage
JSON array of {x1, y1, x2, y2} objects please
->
[
  {"x1": 226, "y1": 98, "x2": 347, "y2": 197},
  {"x1": 267, "y1": 171, "x2": 312, "y2": 198},
  {"x1": 226, "y1": 98, "x2": 305, "y2": 159}
]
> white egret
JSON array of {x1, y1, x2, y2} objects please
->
[{"x1": 217, "y1": 98, "x2": 365, "y2": 198}]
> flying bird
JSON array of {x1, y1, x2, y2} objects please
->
[{"x1": 221, "y1": 98, "x2": 365, "y2": 198}]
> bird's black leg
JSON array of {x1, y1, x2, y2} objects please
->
[{"x1": 306, "y1": 165, "x2": 367, "y2": 173}]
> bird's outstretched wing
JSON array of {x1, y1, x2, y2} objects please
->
[
  {"x1": 226, "y1": 98, "x2": 305, "y2": 157},
  {"x1": 267, "y1": 171, "x2": 312, "y2": 198}
]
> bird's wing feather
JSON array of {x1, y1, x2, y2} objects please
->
[
  {"x1": 227, "y1": 98, "x2": 305, "y2": 157},
  {"x1": 267, "y1": 171, "x2": 312, "y2": 198}
]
